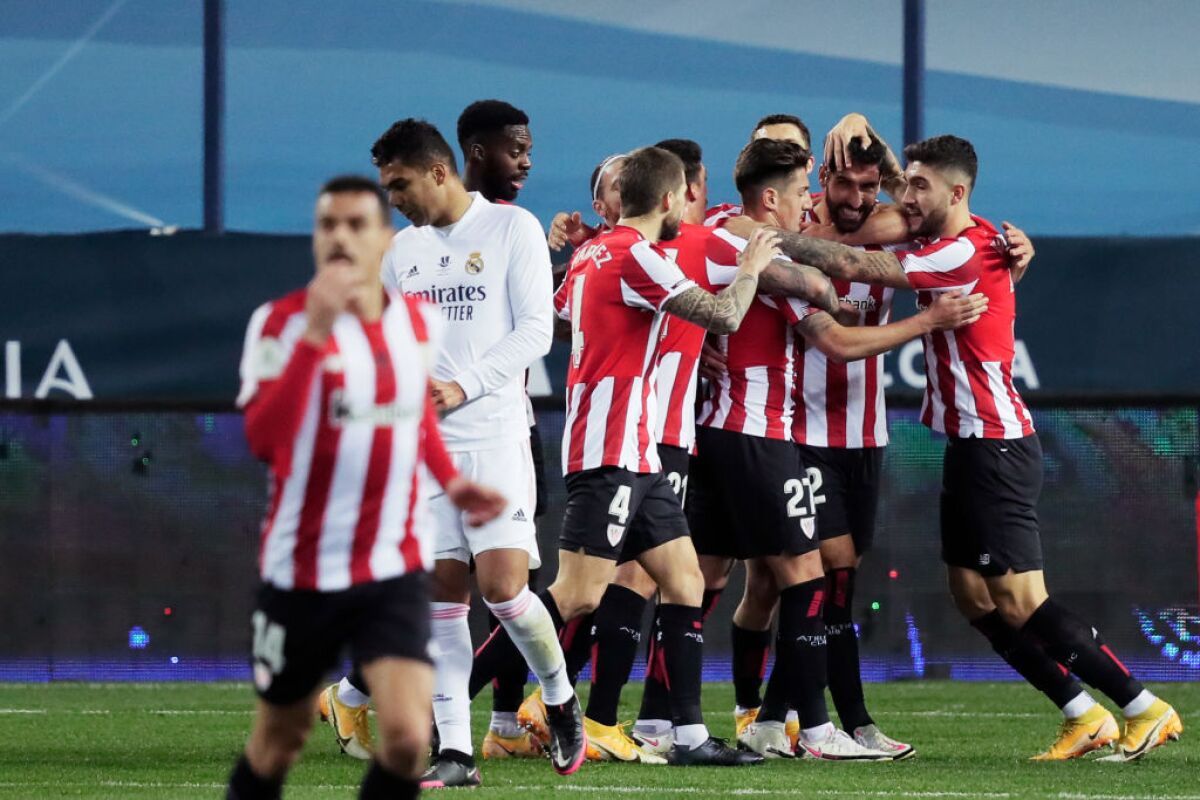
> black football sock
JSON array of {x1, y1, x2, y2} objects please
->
[
  {"x1": 779, "y1": 578, "x2": 830, "y2": 730},
  {"x1": 757, "y1": 632, "x2": 789, "y2": 724},
  {"x1": 1021, "y1": 599, "x2": 1144, "y2": 707},
  {"x1": 701, "y1": 588, "x2": 723, "y2": 621},
  {"x1": 561, "y1": 611, "x2": 596, "y2": 685},
  {"x1": 226, "y1": 755, "x2": 282, "y2": 800},
  {"x1": 824, "y1": 567, "x2": 872, "y2": 730},
  {"x1": 359, "y1": 760, "x2": 418, "y2": 800},
  {"x1": 657, "y1": 603, "x2": 705, "y2": 727},
  {"x1": 971, "y1": 609, "x2": 1085, "y2": 708},
  {"x1": 470, "y1": 589, "x2": 565, "y2": 699},
  {"x1": 585, "y1": 585, "x2": 648, "y2": 726},
  {"x1": 637, "y1": 610, "x2": 671, "y2": 722},
  {"x1": 489, "y1": 605, "x2": 527, "y2": 714},
  {"x1": 731, "y1": 623, "x2": 772, "y2": 711}
]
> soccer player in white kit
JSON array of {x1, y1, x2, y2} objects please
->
[{"x1": 374, "y1": 118, "x2": 584, "y2": 785}]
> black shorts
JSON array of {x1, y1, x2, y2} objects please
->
[
  {"x1": 250, "y1": 572, "x2": 431, "y2": 706},
  {"x1": 796, "y1": 444, "x2": 883, "y2": 555},
  {"x1": 688, "y1": 427, "x2": 819, "y2": 560},
  {"x1": 559, "y1": 466, "x2": 690, "y2": 563},
  {"x1": 659, "y1": 444, "x2": 692, "y2": 505},
  {"x1": 940, "y1": 433, "x2": 1044, "y2": 576},
  {"x1": 530, "y1": 424, "x2": 548, "y2": 519}
]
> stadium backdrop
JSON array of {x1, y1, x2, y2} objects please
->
[{"x1": 1, "y1": 231, "x2": 1198, "y2": 682}]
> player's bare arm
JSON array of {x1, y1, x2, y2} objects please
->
[
  {"x1": 757, "y1": 259, "x2": 840, "y2": 314},
  {"x1": 548, "y1": 211, "x2": 597, "y2": 251},
  {"x1": 662, "y1": 229, "x2": 779, "y2": 334},
  {"x1": 797, "y1": 290, "x2": 987, "y2": 363},
  {"x1": 826, "y1": 112, "x2": 906, "y2": 200},
  {"x1": 725, "y1": 217, "x2": 910, "y2": 289}
]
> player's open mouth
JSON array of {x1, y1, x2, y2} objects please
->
[{"x1": 511, "y1": 178, "x2": 525, "y2": 191}]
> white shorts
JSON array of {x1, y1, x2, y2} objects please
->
[{"x1": 431, "y1": 440, "x2": 541, "y2": 569}]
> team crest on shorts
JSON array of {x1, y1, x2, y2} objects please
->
[
  {"x1": 606, "y1": 523, "x2": 625, "y2": 547},
  {"x1": 465, "y1": 252, "x2": 484, "y2": 274},
  {"x1": 801, "y1": 517, "x2": 816, "y2": 539}
]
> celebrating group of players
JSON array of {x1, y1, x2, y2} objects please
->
[{"x1": 225, "y1": 100, "x2": 1182, "y2": 799}]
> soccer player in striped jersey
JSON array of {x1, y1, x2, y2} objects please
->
[
  {"x1": 226, "y1": 176, "x2": 507, "y2": 800},
  {"x1": 372, "y1": 119, "x2": 585, "y2": 785},
  {"x1": 729, "y1": 134, "x2": 1182, "y2": 762}
]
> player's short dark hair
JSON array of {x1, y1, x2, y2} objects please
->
[
  {"x1": 371, "y1": 118, "x2": 458, "y2": 173},
  {"x1": 456, "y1": 99, "x2": 530, "y2": 151},
  {"x1": 318, "y1": 174, "x2": 390, "y2": 223},
  {"x1": 829, "y1": 136, "x2": 887, "y2": 172},
  {"x1": 903, "y1": 134, "x2": 978, "y2": 189},
  {"x1": 653, "y1": 138, "x2": 703, "y2": 186},
  {"x1": 752, "y1": 113, "x2": 812, "y2": 149},
  {"x1": 619, "y1": 146, "x2": 686, "y2": 217},
  {"x1": 734, "y1": 138, "x2": 811, "y2": 197}
]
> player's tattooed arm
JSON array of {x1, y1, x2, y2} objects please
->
[
  {"x1": 662, "y1": 228, "x2": 781, "y2": 334},
  {"x1": 757, "y1": 260, "x2": 840, "y2": 315},
  {"x1": 765, "y1": 228, "x2": 911, "y2": 288},
  {"x1": 662, "y1": 274, "x2": 759, "y2": 335}
]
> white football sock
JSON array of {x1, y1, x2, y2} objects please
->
[
  {"x1": 1061, "y1": 691, "x2": 1098, "y2": 719},
  {"x1": 633, "y1": 718, "x2": 673, "y2": 736},
  {"x1": 337, "y1": 676, "x2": 369, "y2": 707},
  {"x1": 430, "y1": 602, "x2": 474, "y2": 755},
  {"x1": 1122, "y1": 689, "x2": 1157, "y2": 718},
  {"x1": 485, "y1": 587, "x2": 573, "y2": 706},
  {"x1": 674, "y1": 723, "x2": 710, "y2": 748}
]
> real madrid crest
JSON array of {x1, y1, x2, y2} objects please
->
[{"x1": 465, "y1": 251, "x2": 484, "y2": 274}]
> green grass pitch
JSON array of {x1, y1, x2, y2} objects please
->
[{"x1": 0, "y1": 681, "x2": 1195, "y2": 798}]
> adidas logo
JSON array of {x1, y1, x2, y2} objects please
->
[
  {"x1": 404, "y1": 264, "x2": 419, "y2": 279},
  {"x1": 511, "y1": 508, "x2": 527, "y2": 522}
]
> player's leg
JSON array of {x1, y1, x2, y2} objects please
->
[
  {"x1": 633, "y1": 473, "x2": 761, "y2": 766},
  {"x1": 349, "y1": 573, "x2": 438, "y2": 796},
  {"x1": 358, "y1": 657, "x2": 431, "y2": 798},
  {"x1": 423, "y1": 556, "x2": 477, "y2": 781},
  {"x1": 732, "y1": 558, "x2": 777, "y2": 738},
  {"x1": 229, "y1": 585, "x2": 345, "y2": 798}
]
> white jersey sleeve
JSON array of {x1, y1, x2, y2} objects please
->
[{"x1": 449, "y1": 208, "x2": 553, "y2": 401}]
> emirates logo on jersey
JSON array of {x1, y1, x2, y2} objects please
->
[{"x1": 465, "y1": 251, "x2": 484, "y2": 274}]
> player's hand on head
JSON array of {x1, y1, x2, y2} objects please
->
[
  {"x1": 430, "y1": 379, "x2": 466, "y2": 412},
  {"x1": 926, "y1": 290, "x2": 988, "y2": 331},
  {"x1": 698, "y1": 340, "x2": 728, "y2": 382},
  {"x1": 1001, "y1": 221, "x2": 1035, "y2": 283},
  {"x1": 304, "y1": 266, "x2": 361, "y2": 344},
  {"x1": 825, "y1": 113, "x2": 872, "y2": 173},
  {"x1": 446, "y1": 476, "x2": 507, "y2": 526},
  {"x1": 738, "y1": 229, "x2": 783, "y2": 276}
]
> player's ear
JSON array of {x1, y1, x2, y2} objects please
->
[
  {"x1": 762, "y1": 185, "x2": 778, "y2": 212},
  {"x1": 592, "y1": 198, "x2": 605, "y2": 219},
  {"x1": 818, "y1": 164, "x2": 829, "y2": 187},
  {"x1": 430, "y1": 162, "x2": 447, "y2": 186},
  {"x1": 950, "y1": 183, "x2": 967, "y2": 205},
  {"x1": 469, "y1": 143, "x2": 485, "y2": 163}
]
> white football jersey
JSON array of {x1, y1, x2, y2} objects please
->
[{"x1": 383, "y1": 193, "x2": 553, "y2": 450}]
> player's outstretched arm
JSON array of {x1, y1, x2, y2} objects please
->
[
  {"x1": 758, "y1": 259, "x2": 840, "y2": 315},
  {"x1": 798, "y1": 290, "x2": 987, "y2": 363},
  {"x1": 724, "y1": 216, "x2": 910, "y2": 289},
  {"x1": 662, "y1": 229, "x2": 780, "y2": 334}
]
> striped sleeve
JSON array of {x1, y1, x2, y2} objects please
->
[
  {"x1": 896, "y1": 237, "x2": 977, "y2": 289},
  {"x1": 620, "y1": 239, "x2": 695, "y2": 311}
]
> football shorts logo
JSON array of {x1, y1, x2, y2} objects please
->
[
  {"x1": 801, "y1": 517, "x2": 816, "y2": 539},
  {"x1": 511, "y1": 508, "x2": 528, "y2": 522},
  {"x1": 465, "y1": 251, "x2": 484, "y2": 274},
  {"x1": 606, "y1": 523, "x2": 626, "y2": 547},
  {"x1": 978, "y1": 553, "x2": 991, "y2": 566}
]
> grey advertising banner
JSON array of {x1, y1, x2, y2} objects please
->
[{"x1": 2, "y1": 231, "x2": 1198, "y2": 403}]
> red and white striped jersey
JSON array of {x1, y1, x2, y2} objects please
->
[
  {"x1": 696, "y1": 227, "x2": 817, "y2": 440},
  {"x1": 653, "y1": 222, "x2": 712, "y2": 453},
  {"x1": 237, "y1": 289, "x2": 451, "y2": 591},
  {"x1": 704, "y1": 202, "x2": 742, "y2": 228},
  {"x1": 896, "y1": 215, "x2": 1035, "y2": 439},
  {"x1": 554, "y1": 225, "x2": 695, "y2": 474}
]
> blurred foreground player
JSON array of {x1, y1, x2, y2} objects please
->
[
  {"x1": 728, "y1": 135, "x2": 1182, "y2": 762},
  {"x1": 226, "y1": 176, "x2": 506, "y2": 799}
]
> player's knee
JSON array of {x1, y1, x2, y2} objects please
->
[
  {"x1": 657, "y1": 562, "x2": 704, "y2": 606},
  {"x1": 742, "y1": 576, "x2": 778, "y2": 616},
  {"x1": 374, "y1": 718, "x2": 428, "y2": 778},
  {"x1": 614, "y1": 562, "x2": 658, "y2": 599},
  {"x1": 248, "y1": 719, "x2": 311, "y2": 777},
  {"x1": 991, "y1": 593, "x2": 1040, "y2": 629},
  {"x1": 949, "y1": 582, "x2": 995, "y2": 620},
  {"x1": 477, "y1": 573, "x2": 527, "y2": 605},
  {"x1": 549, "y1": 581, "x2": 605, "y2": 620}
]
